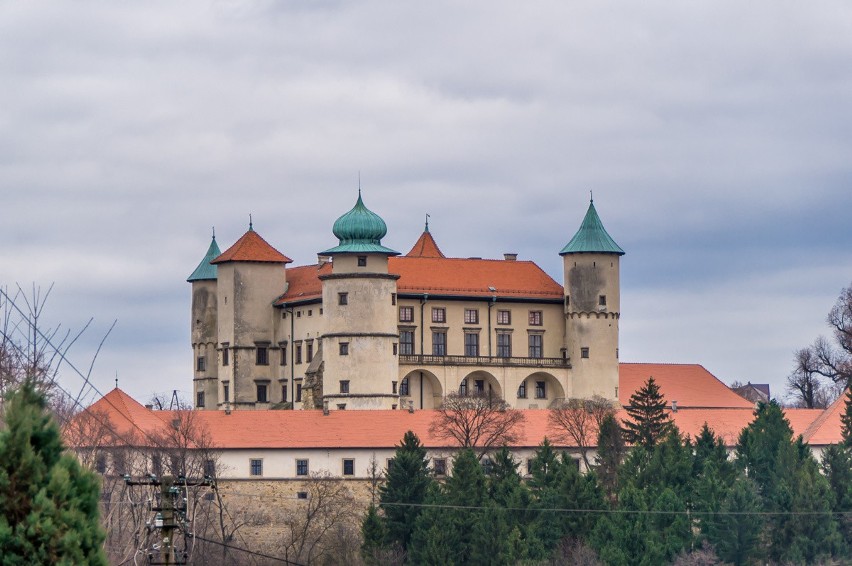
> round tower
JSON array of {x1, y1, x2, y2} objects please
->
[
  {"x1": 319, "y1": 191, "x2": 401, "y2": 410},
  {"x1": 560, "y1": 198, "x2": 624, "y2": 402},
  {"x1": 187, "y1": 233, "x2": 221, "y2": 410}
]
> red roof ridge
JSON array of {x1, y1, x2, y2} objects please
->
[
  {"x1": 212, "y1": 229, "x2": 292, "y2": 264},
  {"x1": 405, "y1": 231, "x2": 446, "y2": 258},
  {"x1": 801, "y1": 388, "x2": 849, "y2": 443}
]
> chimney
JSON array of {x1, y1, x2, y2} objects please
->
[
  {"x1": 323, "y1": 400, "x2": 329, "y2": 416},
  {"x1": 503, "y1": 253, "x2": 518, "y2": 261},
  {"x1": 144, "y1": 404, "x2": 153, "y2": 410},
  {"x1": 671, "y1": 400, "x2": 678, "y2": 413}
]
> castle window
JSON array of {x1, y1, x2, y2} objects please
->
[
  {"x1": 297, "y1": 311, "x2": 301, "y2": 318},
  {"x1": 400, "y1": 331, "x2": 414, "y2": 355},
  {"x1": 517, "y1": 381, "x2": 527, "y2": 399},
  {"x1": 343, "y1": 459, "x2": 355, "y2": 476},
  {"x1": 96, "y1": 454, "x2": 107, "y2": 474},
  {"x1": 392, "y1": 381, "x2": 398, "y2": 394},
  {"x1": 223, "y1": 384, "x2": 230, "y2": 402},
  {"x1": 296, "y1": 459, "x2": 309, "y2": 476},
  {"x1": 339, "y1": 342, "x2": 349, "y2": 356},
  {"x1": 308, "y1": 309, "x2": 313, "y2": 316},
  {"x1": 152, "y1": 454, "x2": 162, "y2": 477},
  {"x1": 399, "y1": 306, "x2": 414, "y2": 322},
  {"x1": 203, "y1": 459, "x2": 215, "y2": 477},
  {"x1": 222, "y1": 344, "x2": 229, "y2": 366},
  {"x1": 295, "y1": 344, "x2": 302, "y2": 364},
  {"x1": 337, "y1": 403, "x2": 346, "y2": 410},
  {"x1": 340, "y1": 380, "x2": 349, "y2": 394},
  {"x1": 256, "y1": 346, "x2": 269, "y2": 366},
  {"x1": 296, "y1": 383, "x2": 302, "y2": 402},
  {"x1": 497, "y1": 310, "x2": 511, "y2": 325},
  {"x1": 306, "y1": 341, "x2": 314, "y2": 362},
  {"x1": 599, "y1": 295, "x2": 607, "y2": 307},
  {"x1": 256, "y1": 384, "x2": 268, "y2": 403},
  {"x1": 565, "y1": 296, "x2": 570, "y2": 307},
  {"x1": 474, "y1": 379, "x2": 484, "y2": 394},
  {"x1": 196, "y1": 356, "x2": 206, "y2": 372},
  {"x1": 357, "y1": 255, "x2": 367, "y2": 267},
  {"x1": 338, "y1": 292, "x2": 348, "y2": 305},
  {"x1": 535, "y1": 381, "x2": 546, "y2": 399},
  {"x1": 400, "y1": 377, "x2": 409, "y2": 396},
  {"x1": 528, "y1": 334, "x2": 543, "y2": 358},
  {"x1": 391, "y1": 293, "x2": 397, "y2": 305},
  {"x1": 464, "y1": 333, "x2": 479, "y2": 357},
  {"x1": 497, "y1": 333, "x2": 512, "y2": 357},
  {"x1": 282, "y1": 384, "x2": 288, "y2": 402},
  {"x1": 297, "y1": 491, "x2": 308, "y2": 499},
  {"x1": 431, "y1": 307, "x2": 446, "y2": 323},
  {"x1": 433, "y1": 458, "x2": 447, "y2": 476},
  {"x1": 581, "y1": 347, "x2": 590, "y2": 359},
  {"x1": 528, "y1": 310, "x2": 543, "y2": 326},
  {"x1": 280, "y1": 343, "x2": 287, "y2": 365},
  {"x1": 459, "y1": 379, "x2": 468, "y2": 396},
  {"x1": 393, "y1": 343, "x2": 398, "y2": 355},
  {"x1": 250, "y1": 459, "x2": 263, "y2": 477},
  {"x1": 464, "y1": 309, "x2": 479, "y2": 324},
  {"x1": 432, "y1": 331, "x2": 446, "y2": 356},
  {"x1": 196, "y1": 391, "x2": 205, "y2": 408}
]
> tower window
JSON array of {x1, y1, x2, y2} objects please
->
[
  {"x1": 399, "y1": 306, "x2": 414, "y2": 322},
  {"x1": 393, "y1": 343, "x2": 398, "y2": 355},
  {"x1": 581, "y1": 347, "x2": 590, "y2": 359},
  {"x1": 223, "y1": 384, "x2": 230, "y2": 402},
  {"x1": 306, "y1": 342, "x2": 314, "y2": 363},
  {"x1": 338, "y1": 292, "x2": 348, "y2": 305},
  {"x1": 222, "y1": 345, "x2": 229, "y2": 366},
  {"x1": 392, "y1": 381, "x2": 398, "y2": 394},
  {"x1": 196, "y1": 391, "x2": 205, "y2": 408},
  {"x1": 599, "y1": 295, "x2": 607, "y2": 307},
  {"x1": 280, "y1": 343, "x2": 287, "y2": 365},
  {"x1": 295, "y1": 344, "x2": 302, "y2": 364},
  {"x1": 256, "y1": 384, "x2": 268, "y2": 403},
  {"x1": 340, "y1": 380, "x2": 349, "y2": 394},
  {"x1": 296, "y1": 383, "x2": 302, "y2": 402},
  {"x1": 339, "y1": 342, "x2": 349, "y2": 356},
  {"x1": 432, "y1": 307, "x2": 446, "y2": 323},
  {"x1": 357, "y1": 255, "x2": 367, "y2": 267},
  {"x1": 391, "y1": 293, "x2": 397, "y2": 305},
  {"x1": 196, "y1": 356, "x2": 206, "y2": 372},
  {"x1": 282, "y1": 384, "x2": 288, "y2": 402},
  {"x1": 256, "y1": 346, "x2": 269, "y2": 366}
]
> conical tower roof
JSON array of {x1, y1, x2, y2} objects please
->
[
  {"x1": 560, "y1": 199, "x2": 624, "y2": 256},
  {"x1": 212, "y1": 226, "x2": 292, "y2": 264},
  {"x1": 187, "y1": 235, "x2": 221, "y2": 282},
  {"x1": 405, "y1": 221, "x2": 446, "y2": 258},
  {"x1": 321, "y1": 192, "x2": 399, "y2": 255}
]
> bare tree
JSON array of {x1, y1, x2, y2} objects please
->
[
  {"x1": 429, "y1": 392, "x2": 526, "y2": 459},
  {"x1": 548, "y1": 396, "x2": 616, "y2": 469}
]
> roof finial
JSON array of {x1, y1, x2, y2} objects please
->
[
  {"x1": 358, "y1": 171, "x2": 361, "y2": 197},
  {"x1": 115, "y1": 372, "x2": 118, "y2": 390},
  {"x1": 249, "y1": 214, "x2": 253, "y2": 231},
  {"x1": 590, "y1": 190, "x2": 594, "y2": 203},
  {"x1": 212, "y1": 226, "x2": 216, "y2": 240},
  {"x1": 425, "y1": 213, "x2": 430, "y2": 232}
]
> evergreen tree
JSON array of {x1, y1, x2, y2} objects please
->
[
  {"x1": 841, "y1": 387, "x2": 852, "y2": 447},
  {"x1": 594, "y1": 413, "x2": 625, "y2": 504},
  {"x1": 706, "y1": 477, "x2": 764, "y2": 566},
  {"x1": 821, "y1": 443, "x2": 852, "y2": 545},
  {"x1": 379, "y1": 430, "x2": 433, "y2": 553},
  {"x1": 621, "y1": 377, "x2": 673, "y2": 448},
  {"x1": 735, "y1": 400, "x2": 794, "y2": 493},
  {"x1": 360, "y1": 504, "x2": 387, "y2": 565},
  {"x1": 485, "y1": 447, "x2": 534, "y2": 560},
  {"x1": 0, "y1": 383, "x2": 106, "y2": 565}
]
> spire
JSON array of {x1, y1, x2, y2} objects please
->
[
  {"x1": 321, "y1": 192, "x2": 399, "y2": 256},
  {"x1": 406, "y1": 221, "x2": 446, "y2": 258},
  {"x1": 560, "y1": 199, "x2": 625, "y2": 256},
  {"x1": 212, "y1": 228, "x2": 292, "y2": 264},
  {"x1": 187, "y1": 233, "x2": 222, "y2": 282}
]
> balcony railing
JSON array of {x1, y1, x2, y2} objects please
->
[{"x1": 399, "y1": 354, "x2": 570, "y2": 369}]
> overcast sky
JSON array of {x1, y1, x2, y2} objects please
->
[{"x1": 2, "y1": 1, "x2": 851, "y2": 407}]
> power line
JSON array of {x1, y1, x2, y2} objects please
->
[{"x1": 191, "y1": 534, "x2": 306, "y2": 566}]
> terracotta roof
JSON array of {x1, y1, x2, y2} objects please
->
[
  {"x1": 64, "y1": 388, "x2": 171, "y2": 447},
  {"x1": 619, "y1": 363, "x2": 756, "y2": 409},
  {"x1": 801, "y1": 388, "x2": 850, "y2": 445},
  {"x1": 212, "y1": 229, "x2": 292, "y2": 264},
  {"x1": 405, "y1": 230, "x2": 446, "y2": 258},
  {"x1": 274, "y1": 256, "x2": 564, "y2": 305}
]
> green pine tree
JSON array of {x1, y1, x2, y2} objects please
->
[
  {"x1": 594, "y1": 413, "x2": 625, "y2": 504},
  {"x1": 621, "y1": 377, "x2": 673, "y2": 448},
  {"x1": 378, "y1": 430, "x2": 433, "y2": 553},
  {"x1": 735, "y1": 400, "x2": 794, "y2": 494},
  {"x1": 706, "y1": 476, "x2": 764, "y2": 566},
  {"x1": 821, "y1": 444, "x2": 852, "y2": 546},
  {"x1": 0, "y1": 383, "x2": 107, "y2": 565},
  {"x1": 841, "y1": 387, "x2": 852, "y2": 447},
  {"x1": 360, "y1": 503, "x2": 387, "y2": 565}
]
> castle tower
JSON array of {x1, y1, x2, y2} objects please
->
[
  {"x1": 319, "y1": 192, "x2": 401, "y2": 410},
  {"x1": 560, "y1": 198, "x2": 624, "y2": 401},
  {"x1": 188, "y1": 234, "x2": 221, "y2": 410},
  {"x1": 210, "y1": 223, "x2": 292, "y2": 410}
]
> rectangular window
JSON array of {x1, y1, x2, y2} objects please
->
[
  {"x1": 306, "y1": 342, "x2": 314, "y2": 363},
  {"x1": 308, "y1": 309, "x2": 312, "y2": 316},
  {"x1": 399, "y1": 306, "x2": 414, "y2": 322},
  {"x1": 497, "y1": 333, "x2": 512, "y2": 357},
  {"x1": 256, "y1": 346, "x2": 269, "y2": 366},
  {"x1": 296, "y1": 383, "x2": 303, "y2": 402},
  {"x1": 464, "y1": 309, "x2": 479, "y2": 324},
  {"x1": 296, "y1": 344, "x2": 302, "y2": 364},
  {"x1": 196, "y1": 391, "x2": 205, "y2": 408},
  {"x1": 256, "y1": 384, "x2": 268, "y2": 403},
  {"x1": 400, "y1": 377, "x2": 409, "y2": 396},
  {"x1": 387, "y1": 459, "x2": 394, "y2": 473},
  {"x1": 297, "y1": 311, "x2": 302, "y2": 318},
  {"x1": 280, "y1": 343, "x2": 287, "y2": 365},
  {"x1": 391, "y1": 293, "x2": 397, "y2": 305},
  {"x1": 392, "y1": 381, "x2": 398, "y2": 394},
  {"x1": 529, "y1": 334, "x2": 543, "y2": 358},
  {"x1": 151, "y1": 454, "x2": 162, "y2": 477},
  {"x1": 282, "y1": 384, "x2": 288, "y2": 403},
  {"x1": 517, "y1": 381, "x2": 527, "y2": 398},
  {"x1": 432, "y1": 307, "x2": 446, "y2": 323},
  {"x1": 464, "y1": 333, "x2": 479, "y2": 357},
  {"x1": 474, "y1": 379, "x2": 484, "y2": 394},
  {"x1": 223, "y1": 384, "x2": 230, "y2": 402},
  {"x1": 196, "y1": 356, "x2": 205, "y2": 372},
  {"x1": 497, "y1": 310, "x2": 511, "y2": 325},
  {"x1": 204, "y1": 459, "x2": 215, "y2": 477},
  {"x1": 338, "y1": 292, "x2": 348, "y2": 305},
  {"x1": 339, "y1": 342, "x2": 349, "y2": 356},
  {"x1": 400, "y1": 331, "x2": 414, "y2": 355},
  {"x1": 432, "y1": 331, "x2": 447, "y2": 356},
  {"x1": 393, "y1": 343, "x2": 398, "y2": 355},
  {"x1": 433, "y1": 458, "x2": 447, "y2": 476},
  {"x1": 357, "y1": 255, "x2": 367, "y2": 267},
  {"x1": 343, "y1": 459, "x2": 355, "y2": 476},
  {"x1": 529, "y1": 310, "x2": 543, "y2": 326},
  {"x1": 581, "y1": 347, "x2": 590, "y2": 359},
  {"x1": 296, "y1": 459, "x2": 309, "y2": 476},
  {"x1": 222, "y1": 345, "x2": 229, "y2": 366},
  {"x1": 526, "y1": 459, "x2": 534, "y2": 475},
  {"x1": 340, "y1": 380, "x2": 349, "y2": 394},
  {"x1": 599, "y1": 295, "x2": 607, "y2": 307},
  {"x1": 250, "y1": 459, "x2": 263, "y2": 477},
  {"x1": 297, "y1": 491, "x2": 308, "y2": 500},
  {"x1": 535, "y1": 380, "x2": 546, "y2": 399},
  {"x1": 459, "y1": 379, "x2": 468, "y2": 396}
]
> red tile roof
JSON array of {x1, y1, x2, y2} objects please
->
[
  {"x1": 801, "y1": 388, "x2": 849, "y2": 445},
  {"x1": 405, "y1": 230, "x2": 446, "y2": 258},
  {"x1": 619, "y1": 363, "x2": 755, "y2": 409},
  {"x1": 212, "y1": 229, "x2": 292, "y2": 264}
]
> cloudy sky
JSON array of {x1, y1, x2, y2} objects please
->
[{"x1": 2, "y1": 1, "x2": 851, "y2": 407}]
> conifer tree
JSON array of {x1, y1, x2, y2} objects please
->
[
  {"x1": 821, "y1": 443, "x2": 852, "y2": 544},
  {"x1": 621, "y1": 376, "x2": 673, "y2": 448},
  {"x1": 841, "y1": 387, "x2": 852, "y2": 447},
  {"x1": 379, "y1": 430, "x2": 432, "y2": 553},
  {"x1": 360, "y1": 504, "x2": 387, "y2": 565},
  {"x1": 594, "y1": 413, "x2": 625, "y2": 504},
  {"x1": 0, "y1": 383, "x2": 106, "y2": 565},
  {"x1": 706, "y1": 477, "x2": 764, "y2": 566}
]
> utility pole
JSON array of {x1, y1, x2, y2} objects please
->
[{"x1": 124, "y1": 474, "x2": 215, "y2": 565}]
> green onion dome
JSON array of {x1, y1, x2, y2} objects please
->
[{"x1": 321, "y1": 192, "x2": 399, "y2": 256}]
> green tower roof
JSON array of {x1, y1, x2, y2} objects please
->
[
  {"x1": 321, "y1": 191, "x2": 399, "y2": 256},
  {"x1": 187, "y1": 235, "x2": 221, "y2": 282},
  {"x1": 560, "y1": 199, "x2": 625, "y2": 256}
]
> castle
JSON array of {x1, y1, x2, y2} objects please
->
[{"x1": 188, "y1": 193, "x2": 624, "y2": 412}]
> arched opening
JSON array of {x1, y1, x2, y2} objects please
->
[
  {"x1": 459, "y1": 370, "x2": 502, "y2": 400},
  {"x1": 516, "y1": 371, "x2": 566, "y2": 409},
  {"x1": 400, "y1": 369, "x2": 443, "y2": 409}
]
